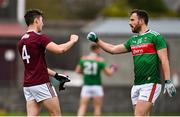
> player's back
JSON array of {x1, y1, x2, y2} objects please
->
[
  {"x1": 79, "y1": 54, "x2": 106, "y2": 85},
  {"x1": 18, "y1": 31, "x2": 51, "y2": 87}
]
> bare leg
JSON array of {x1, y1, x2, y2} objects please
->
[
  {"x1": 134, "y1": 100, "x2": 152, "y2": 116},
  {"x1": 26, "y1": 100, "x2": 41, "y2": 116},
  {"x1": 77, "y1": 97, "x2": 90, "y2": 116},
  {"x1": 42, "y1": 97, "x2": 61, "y2": 116},
  {"x1": 93, "y1": 96, "x2": 103, "y2": 116}
]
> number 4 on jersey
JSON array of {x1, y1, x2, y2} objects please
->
[{"x1": 22, "y1": 45, "x2": 30, "y2": 64}]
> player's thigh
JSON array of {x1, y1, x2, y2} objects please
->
[
  {"x1": 93, "y1": 96, "x2": 103, "y2": 107},
  {"x1": 79, "y1": 96, "x2": 90, "y2": 106},
  {"x1": 26, "y1": 100, "x2": 41, "y2": 116},
  {"x1": 135, "y1": 100, "x2": 152, "y2": 116},
  {"x1": 42, "y1": 96, "x2": 61, "y2": 115}
]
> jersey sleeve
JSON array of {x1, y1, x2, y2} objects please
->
[
  {"x1": 123, "y1": 38, "x2": 132, "y2": 52},
  {"x1": 40, "y1": 34, "x2": 52, "y2": 47},
  {"x1": 79, "y1": 59, "x2": 83, "y2": 67},
  {"x1": 153, "y1": 34, "x2": 167, "y2": 50},
  {"x1": 100, "y1": 61, "x2": 106, "y2": 70}
]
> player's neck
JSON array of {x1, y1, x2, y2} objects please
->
[
  {"x1": 27, "y1": 25, "x2": 38, "y2": 33},
  {"x1": 139, "y1": 25, "x2": 149, "y2": 35},
  {"x1": 89, "y1": 52, "x2": 98, "y2": 57}
]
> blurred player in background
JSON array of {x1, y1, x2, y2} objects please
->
[
  {"x1": 86, "y1": 9, "x2": 176, "y2": 116},
  {"x1": 18, "y1": 9, "x2": 78, "y2": 116},
  {"x1": 75, "y1": 44, "x2": 117, "y2": 116}
]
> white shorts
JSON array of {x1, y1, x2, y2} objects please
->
[
  {"x1": 81, "y1": 85, "x2": 104, "y2": 97},
  {"x1": 131, "y1": 83, "x2": 161, "y2": 105},
  {"x1": 23, "y1": 82, "x2": 57, "y2": 102}
]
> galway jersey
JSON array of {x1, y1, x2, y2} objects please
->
[
  {"x1": 18, "y1": 31, "x2": 51, "y2": 87},
  {"x1": 124, "y1": 30, "x2": 167, "y2": 85},
  {"x1": 79, "y1": 59, "x2": 106, "y2": 85}
]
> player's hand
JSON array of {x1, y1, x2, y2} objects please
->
[
  {"x1": 54, "y1": 73, "x2": 70, "y2": 91},
  {"x1": 110, "y1": 64, "x2": 118, "y2": 72},
  {"x1": 163, "y1": 80, "x2": 176, "y2": 97},
  {"x1": 87, "y1": 32, "x2": 99, "y2": 43},
  {"x1": 70, "y1": 34, "x2": 79, "y2": 43}
]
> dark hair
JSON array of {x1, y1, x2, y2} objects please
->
[
  {"x1": 24, "y1": 9, "x2": 43, "y2": 26},
  {"x1": 130, "y1": 9, "x2": 149, "y2": 25},
  {"x1": 90, "y1": 44, "x2": 100, "y2": 51}
]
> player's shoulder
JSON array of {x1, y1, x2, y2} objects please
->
[
  {"x1": 95, "y1": 56, "x2": 105, "y2": 62},
  {"x1": 148, "y1": 30, "x2": 161, "y2": 36},
  {"x1": 128, "y1": 35, "x2": 137, "y2": 41},
  {"x1": 81, "y1": 56, "x2": 88, "y2": 60}
]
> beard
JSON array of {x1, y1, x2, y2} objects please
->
[{"x1": 130, "y1": 22, "x2": 141, "y2": 33}]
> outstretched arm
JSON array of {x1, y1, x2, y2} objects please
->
[
  {"x1": 97, "y1": 39, "x2": 128, "y2": 54},
  {"x1": 46, "y1": 34, "x2": 78, "y2": 54},
  {"x1": 87, "y1": 32, "x2": 128, "y2": 54}
]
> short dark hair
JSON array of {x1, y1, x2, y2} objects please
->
[
  {"x1": 24, "y1": 9, "x2": 43, "y2": 26},
  {"x1": 90, "y1": 44, "x2": 100, "y2": 51},
  {"x1": 130, "y1": 9, "x2": 149, "y2": 25}
]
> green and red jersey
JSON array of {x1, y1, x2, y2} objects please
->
[
  {"x1": 79, "y1": 58, "x2": 106, "y2": 85},
  {"x1": 124, "y1": 30, "x2": 167, "y2": 85}
]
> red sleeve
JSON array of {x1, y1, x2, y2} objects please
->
[{"x1": 40, "y1": 34, "x2": 52, "y2": 47}]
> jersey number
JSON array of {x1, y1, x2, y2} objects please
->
[
  {"x1": 22, "y1": 45, "x2": 30, "y2": 64},
  {"x1": 83, "y1": 62, "x2": 97, "y2": 75}
]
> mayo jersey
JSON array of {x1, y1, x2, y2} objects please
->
[
  {"x1": 124, "y1": 30, "x2": 167, "y2": 85},
  {"x1": 18, "y1": 31, "x2": 51, "y2": 87},
  {"x1": 79, "y1": 57, "x2": 106, "y2": 85}
]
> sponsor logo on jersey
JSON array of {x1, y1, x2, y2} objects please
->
[{"x1": 131, "y1": 43, "x2": 156, "y2": 56}]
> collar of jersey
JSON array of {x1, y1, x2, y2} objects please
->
[
  {"x1": 138, "y1": 29, "x2": 151, "y2": 36},
  {"x1": 27, "y1": 30, "x2": 41, "y2": 35}
]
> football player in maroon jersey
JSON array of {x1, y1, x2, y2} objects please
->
[{"x1": 18, "y1": 9, "x2": 78, "y2": 116}]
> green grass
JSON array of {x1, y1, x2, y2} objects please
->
[{"x1": 1, "y1": 111, "x2": 180, "y2": 116}]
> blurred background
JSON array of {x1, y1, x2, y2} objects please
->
[{"x1": 0, "y1": 0, "x2": 180, "y2": 116}]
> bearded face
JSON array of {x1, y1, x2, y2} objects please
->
[
  {"x1": 130, "y1": 21, "x2": 141, "y2": 33},
  {"x1": 129, "y1": 13, "x2": 142, "y2": 33}
]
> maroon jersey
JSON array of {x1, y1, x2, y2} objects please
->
[{"x1": 18, "y1": 31, "x2": 51, "y2": 87}]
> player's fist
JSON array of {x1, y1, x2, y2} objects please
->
[
  {"x1": 87, "y1": 32, "x2": 98, "y2": 43},
  {"x1": 70, "y1": 34, "x2": 79, "y2": 43},
  {"x1": 110, "y1": 64, "x2": 118, "y2": 72},
  {"x1": 163, "y1": 80, "x2": 176, "y2": 97}
]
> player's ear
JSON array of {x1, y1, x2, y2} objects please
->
[
  {"x1": 34, "y1": 17, "x2": 39, "y2": 25},
  {"x1": 139, "y1": 18, "x2": 144, "y2": 25}
]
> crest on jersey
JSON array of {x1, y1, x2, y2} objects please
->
[{"x1": 144, "y1": 37, "x2": 147, "y2": 42}]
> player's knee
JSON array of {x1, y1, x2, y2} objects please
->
[
  {"x1": 48, "y1": 108, "x2": 61, "y2": 116},
  {"x1": 134, "y1": 109, "x2": 146, "y2": 116}
]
